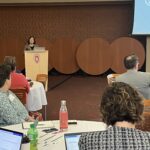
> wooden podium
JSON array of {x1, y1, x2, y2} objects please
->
[{"x1": 24, "y1": 50, "x2": 48, "y2": 91}]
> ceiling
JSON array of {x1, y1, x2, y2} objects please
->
[{"x1": 0, "y1": 0, "x2": 132, "y2": 4}]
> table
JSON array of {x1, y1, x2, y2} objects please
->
[
  {"x1": 4, "y1": 120, "x2": 107, "y2": 150},
  {"x1": 26, "y1": 81, "x2": 47, "y2": 111}
]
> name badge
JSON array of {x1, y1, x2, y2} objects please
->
[{"x1": 9, "y1": 94, "x2": 15, "y2": 102}]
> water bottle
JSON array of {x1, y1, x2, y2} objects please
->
[
  {"x1": 27, "y1": 124, "x2": 38, "y2": 150},
  {"x1": 59, "y1": 100, "x2": 68, "y2": 130}
]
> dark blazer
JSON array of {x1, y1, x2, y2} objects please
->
[{"x1": 24, "y1": 44, "x2": 38, "y2": 51}]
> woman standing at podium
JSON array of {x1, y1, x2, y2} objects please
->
[{"x1": 24, "y1": 36, "x2": 38, "y2": 51}]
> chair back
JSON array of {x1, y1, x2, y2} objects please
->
[
  {"x1": 144, "y1": 100, "x2": 150, "y2": 107},
  {"x1": 107, "y1": 74, "x2": 120, "y2": 85},
  {"x1": 36, "y1": 74, "x2": 48, "y2": 90},
  {"x1": 10, "y1": 88, "x2": 26, "y2": 105},
  {"x1": 136, "y1": 100, "x2": 150, "y2": 131}
]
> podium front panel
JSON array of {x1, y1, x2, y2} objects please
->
[{"x1": 25, "y1": 50, "x2": 48, "y2": 90}]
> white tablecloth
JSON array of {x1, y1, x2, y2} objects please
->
[
  {"x1": 3, "y1": 120, "x2": 107, "y2": 150},
  {"x1": 26, "y1": 81, "x2": 47, "y2": 111}
]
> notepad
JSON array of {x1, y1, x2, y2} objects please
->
[{"x1": 22, "y1": 121, "x2": 54, "y2": 129}]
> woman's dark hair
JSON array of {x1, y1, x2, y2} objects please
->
[
  {"x1": 124, "y1": 54, "x2": 139, "y2": 69},
  {"x1": 27, "y1": 36, "x2": 36, "y2": 44},
  {"x1": 100, "y1": 82, "x2": 144, "y2": 126},
  {"x1": 3, "y1": 56, "x2": 16, "y2": 71},
  {"x1": 0, "y1": 64, "x2": 11, "y2": 88}
]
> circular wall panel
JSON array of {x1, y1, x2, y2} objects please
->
[
  {"x1": 52, "y1": 38, "x2": 79, "y2": 74},
  {"x1": 76, "y1": 38, "x2": 110, "y2": 75},
  {"x1": 110, "y1": 37, "x2": 145, "y2": 73}
]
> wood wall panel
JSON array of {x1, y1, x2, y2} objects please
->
[
  {"x1": 0, "y1": 3, "x2": 145, "y2": 72},
  {"x1": 0, "y1": 38, "x2": 24, "y2": 69},
  {"x1": 52, "y1": 38, "x2": 79, "y2": 74},
  {"x1": 76, "y1": 38, "x2": 110, "y2": 75},
  {"x1": 0, "y1": 4, "x2": 133, "y2": 42},
  {"x1": 110, "y1": 37, "x2": 145, "y2": 73}
]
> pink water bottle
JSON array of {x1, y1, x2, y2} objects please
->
[{"x1": 59, "y1": 100, "x2": 68, "y2": 130}]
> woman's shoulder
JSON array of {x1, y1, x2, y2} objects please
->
[
  {"x1": 80, "y1": 126, "x2": 150, "y2": 140},
  {"x1": 0, "y1": 91, "x2": 8, "y2": 99},
  {"x1": 112, "y1": 126, "x2": 150, "y2": 139},
  {"x1": 80, "y1": 130, "x2": 107, "y2": 141}
]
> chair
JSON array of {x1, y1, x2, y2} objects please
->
[
  {"x1": 10, "y1": 88, "x2": 27, "y2": 105},
  {"x1": 36, "y1": 74, "x2": 48, "y2": 90},
  {"x1": 107, "y1": 74, "x2": 120, "y2": 85},
  {"x1": 136, "y1": 100, "x2": 150, "y2": 131},
  {"x1": 36, "y1": 74, "x2": 48, "y2": 120},
  {"x1": 144, "y1": 100, "x2": 150, "y2": 107}
]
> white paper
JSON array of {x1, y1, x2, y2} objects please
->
[{"x1": 22, "y1": 121, "x2": 54, "y2": 129}]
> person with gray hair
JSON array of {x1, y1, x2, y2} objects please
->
[{"x1": 116, "y1": 54, "x2": 150, "y2": 99}]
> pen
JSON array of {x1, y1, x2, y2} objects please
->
[
  {"x1": 44, "y1": 135, "x2": 56, "y2": 141},
  {"x1": 39, "y1": 133, "x2": 47, "y2": 138},
  {"x1": 51, "y1": 136, "x2": 63, "y2": 143}
]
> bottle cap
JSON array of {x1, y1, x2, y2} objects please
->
[{"x1": 61, "y1": 100, "x2": 66, "y2": 105}]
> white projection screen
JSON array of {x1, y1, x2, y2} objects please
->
[{"x1": 132, "y1": 0, "x2": 150, "y2": 35}]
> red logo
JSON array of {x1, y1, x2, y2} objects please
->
[{"x1": 34, "y1": 55, "x2": 40, "y2": 63}]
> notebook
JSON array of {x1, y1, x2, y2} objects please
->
[
  {"x1": 64, "y1": 132, "x2": 82, "y2": 150},
  {"x1": 0, "y1": 128, "x2": 23, "y2": 150}
]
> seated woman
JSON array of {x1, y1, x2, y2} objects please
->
[
  {"x1": 24, "y1": 36, "x2": 38, "y2": 51},
  {"x1": 79, "y1": 82, "x2": 150, "y2": 150},
  {"x1": 4, "y1": 56, "x2": 30, "y2": 94},
  {"x1": 0, "y1": 64, "x2": 34, "y2": 126}
]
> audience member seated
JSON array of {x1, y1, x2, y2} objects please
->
[
  {"x1": 0, "y1": 64, "x2": 34, "y2": 127},
  {"x1": 4, "y1": 56, "x2": 30, "y2": 94},
  {"x1": 79, "y1": 82, "x2": 150, "y2": 150},
  {"x1": 24, "y1": 36, "x2": 38, "y2": 51},
  {"x1": 116, "y1": 54, "x2": 150, "y2": 99}
]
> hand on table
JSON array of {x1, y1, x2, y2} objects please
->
[{"x1": 26, "y1": 116, "x2": 35, "y2": 122}]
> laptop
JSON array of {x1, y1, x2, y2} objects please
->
[
  {"x1": 34, "y1": 46, "x2": 45, "y2": 51},
  {"x1": 0, "y1": 128, "x2": 23, "y2": 150},
  {"x1": 64, "y1": 132, "x2": 83, "y2": 150}
]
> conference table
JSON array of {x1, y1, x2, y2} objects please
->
[
  {"x1": 26, "y1": 81, "x2": 47, "y2": 112},
  {"x1": 4, "y1": 120, "x2": 107, "y2": 150}
]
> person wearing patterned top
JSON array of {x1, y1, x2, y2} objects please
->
[
  {"x1": 0, "y1": 64, "x2": 34, "y2": 127},
  {"x1": 79, "y1": 82, "x2": 150, "y2": 150}
]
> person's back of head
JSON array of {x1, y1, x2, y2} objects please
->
[
  {"x1": 3, "y1": 56, "x2": 16, "y2": 72},
  {"x1": 0, "y1": 64, "x2": 11, "y2": 88},
  {"x1": 124, "y1": 54, "x2": 139, "y2": 70},
  {"x1": 100, "y1": 82, "x2": 144, "y2": 126}
]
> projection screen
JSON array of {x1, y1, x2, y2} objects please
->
[{"x1": 132, "y1": 0, "x2": 150, "y2": 35}]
